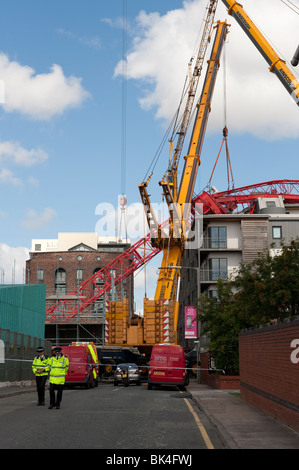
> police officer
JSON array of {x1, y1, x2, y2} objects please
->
[
  {"x1": 48, "y1": 347, "x2": 69, "y2": 409},
  {"x1": 32, "y1": 346, "x2": 50, "y2": 406}
]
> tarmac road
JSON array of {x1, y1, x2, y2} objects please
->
[{"x1": 0, "y1": 382, "x2": 224, "y2": 450}]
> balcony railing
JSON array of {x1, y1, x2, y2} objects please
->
[
  {"x1": 200, "y1": 268, "x2": 239, "y2": 282},
  {"x1": 202, "y1": 238, "x2": 227, "y2": 249},
  {"x1": 201, "y1": 238, "x2": 241, "y2": 250}
]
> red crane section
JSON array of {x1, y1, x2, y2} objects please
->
[
  {"x1": 210, "y1": 179, "x2": 299, "y2": 213},
  {"x1": 46, "y1": 179, "x2": 299, "y2": 322},
  {"x1": 45, "y1": 231, "x2": 163, "y2": 321}
]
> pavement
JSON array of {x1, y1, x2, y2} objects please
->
[
  {"x1": 187, "y1": 381, "x2": 299, "y2": 449},
  {"x1": 1, "y1": 380, "x2": 299, "y2": 449}
]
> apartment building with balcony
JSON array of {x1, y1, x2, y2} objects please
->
[{"x1": 178, "y1": 196, "x2": 299, "y2": 348}]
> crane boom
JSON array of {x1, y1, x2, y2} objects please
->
[
  {"x1": 221, "y1": 0, "x2": 299, "y2": 105},
  {"x1": 171, "y1": 0, "x2": 219, "y2": 175},
  {"x1": 139, "y1": 0, "x2": 219, "y2": 244},
  {"x1": 154, "y1": 22, "x2": 229, "y2": 341}
]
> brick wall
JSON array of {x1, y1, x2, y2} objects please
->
[{"x1": 239, "y1": 318, "x2": 299, "y2": 433}]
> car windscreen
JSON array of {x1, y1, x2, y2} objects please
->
[{"x1": 117, "y1": 363, "x2": 137, "y2": 370}]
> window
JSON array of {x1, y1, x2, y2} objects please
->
[
  {"x1": 55, "y1": 268, "x2": 66, "y2": 295},
  {"x1": 208, "y1": 226, "x2": 227, "y2": 248},
  {"x1": 209, "y1": 290, "x2": 218, "y2": 301},
  {"x1": 209, "y1": 258, "x2": 227, "y2": 281},
  {"x1": 76, "y1": 269, "x2": 83, "y2": 281},
  {"x1": 37, "y1": 269, "x2": 44, "y2": 281},
  {"x1": 272, "y1": 226, "x2": 282, "y2": 239},
  {"x1": 35, "y1": 244, "x2": 41, "y2": 251}
]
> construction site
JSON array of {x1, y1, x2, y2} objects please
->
[{"x1": 23, "y1": 0, "x2": 299, "y2": 358}]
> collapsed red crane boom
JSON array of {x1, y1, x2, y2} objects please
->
[{"x1": 45, "y1": 179, "x2": 299, "y2": 322}]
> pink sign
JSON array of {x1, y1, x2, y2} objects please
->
[{"x1": 185, "y1": 306, "x2": 197, "y2": 339}]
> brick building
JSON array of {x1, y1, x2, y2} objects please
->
[{"x1": 26, "y1": 232, "x2": 134, "y2": 345}]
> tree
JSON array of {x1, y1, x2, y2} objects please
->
[
  {"x1": 197, "y1": 279, "x2": 240, "y2": 375},
  {"x1": 197, "y1": 239, "x2": 299, "y2": 375},
  {"x1": 233, "y1": 239, "x2": 299, "y2": 322}
]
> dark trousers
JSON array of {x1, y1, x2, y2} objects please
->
[
  {"x1": 49, "y1": 383, "x2": 64, "y2": 406},
  {"x1": 35, "y1": 375, "x2": 47, "y2": 404}
]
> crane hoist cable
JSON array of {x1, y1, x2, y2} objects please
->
[
  {"x1": 119, "y1": 0, "x2": 128, "y2": 244},
  {"x1": 121, "y1": 0, "x2": 128, "y2": 197},
  {"x1": 280, "y1": 0, "x2": 299, "y2": 15},
  {"x1": 208, "y1": 37, "x2": 235, "y2": 190}
]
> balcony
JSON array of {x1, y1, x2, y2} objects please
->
[
  {"x1": 201, "y1": 237, "x2": 241, "y2": 250},
  {"x1": 200, "y1": 268, "x2": 239, "y2": 282}
]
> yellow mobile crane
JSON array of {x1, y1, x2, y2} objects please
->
[
  {"x1": 142, "y1": 1, "x2": 299, "y2": 346},
  {"x1": 140, "y1": 21, "x2": 229, "y2": 345},
  {"x1": 139, "y1": 0, "x2": 219, "y2": 243},
  {"x1": 106, "y1": 1, "x2": 299, "y2": 352},
  {"x1": 221, "y1": 0, "x2": 299, "y2": 105}
]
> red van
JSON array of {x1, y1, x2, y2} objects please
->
[
  {"x1": 61, "y1": 345, "x2": 96, "y2": 389},
  {"x1": 147, "y1": 344, "x2": 189, "y2": 390}
]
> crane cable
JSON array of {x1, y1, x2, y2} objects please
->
[
  {"x1": 119, "y1": 0, "x2": 128, "y2": 244},
  {"x1": 280, "y1": 0, "x2": 299, "y2": 15},
  {"x1": 121, "y1": 0, "x2": 127, "y2": 197},
  {"x1": 208, "y1": 38, "x2": 235, "y2": 190},
  {"x1": 142, "y1": 3, "x2": 209, "y2": 183}
]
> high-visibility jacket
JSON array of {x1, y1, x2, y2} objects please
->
[
  {"x1": 73, "y1": 343, "x2": 99, "y2": 381},
  {"x1": 49, "y1": 355, "x2": 69, "y2": 385},
  {"x1": 32, "y1": 355, "x2": 50, "y2": 377},
  {"x1": 87, "y1": 345, "x2": 98, "y2": 380}
]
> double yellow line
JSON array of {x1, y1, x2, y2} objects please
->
[{"x1": 184, "y1": 398, "x2": 214, "y2": 449}]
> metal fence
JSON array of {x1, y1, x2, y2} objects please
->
[{"x1": 0, "y1": 328, "x2": 52, "y2": 383}]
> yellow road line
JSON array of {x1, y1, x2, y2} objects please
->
[{"x1": 184, "y1": 398, "x2": 214, "y2": 449}]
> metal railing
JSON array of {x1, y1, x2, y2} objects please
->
[
  {"x1": 201, "y1": 237, "x2": 241, "y2": 250},
  {"x1": 200, "y1": 268, "x2": 238, "y2": 282}
]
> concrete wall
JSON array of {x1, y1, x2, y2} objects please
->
[{"x1": 239, "y1": 318, "x2": 299, "y2": 433}]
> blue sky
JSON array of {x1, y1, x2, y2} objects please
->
[{"x1": 0, "y1": 0, "x2": 298, "y2": 310}]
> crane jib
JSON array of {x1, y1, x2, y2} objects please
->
[
  {"x1": 222, "y1": 0, "x2": 299, "y2": 106},
  {"x1": 178, "y1": 21, "x2": 229, "y2": 206}
]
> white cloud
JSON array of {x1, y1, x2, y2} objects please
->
[
  {"x1": 114, "y1": 0, "x2": 299, "y2": 140},
  {"x1": 27, "y1": 176, "x2": 39, "y2": 188},
  {"x1": 0, "y1": 53, "x2": 90, "y2": 120},
  {"x1": 0, "y1": 168, "x2": 22, "y2": 186},
  {"x1": 0, "y1": 140, "x2": 48, "y2": 167},
  {"x1": 0, "y1": 244, "x2": 29, "y2": 284},
  {"x1": 21, "y1": 207, "x2": 57, "y2": 230}
]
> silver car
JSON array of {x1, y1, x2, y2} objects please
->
[{"x1": 113, "y1": 363, "x2": 141, "y2": 386}]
